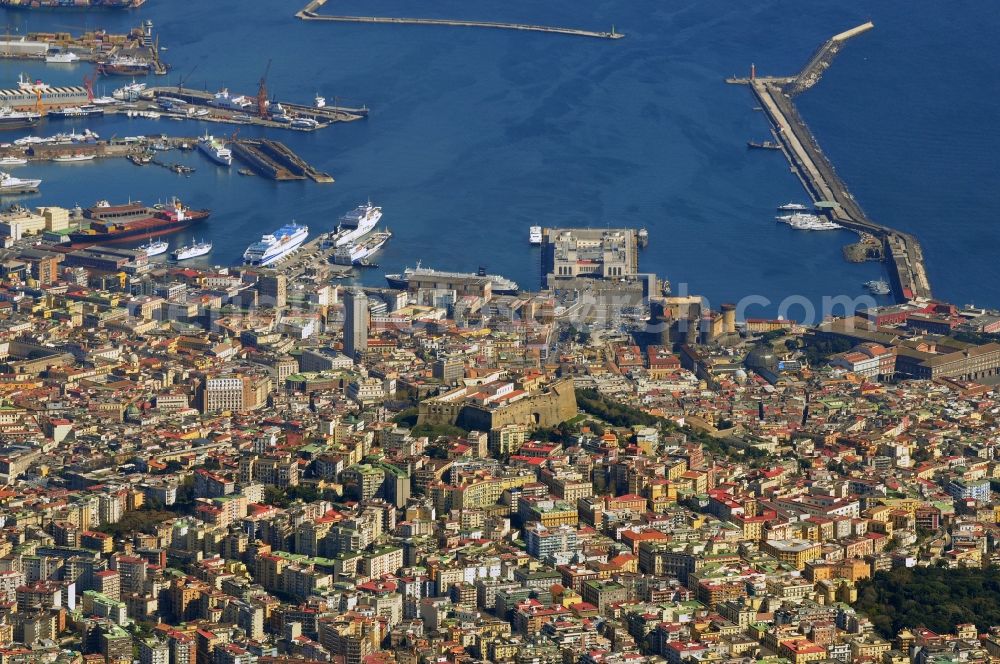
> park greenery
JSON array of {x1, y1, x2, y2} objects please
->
[{"x1": 854, "y1": 566, "x2": 1000, "y2": 636}]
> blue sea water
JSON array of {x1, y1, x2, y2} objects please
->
[{"x1": 0, "y1": 0, "x2": 997, "y2": 315}]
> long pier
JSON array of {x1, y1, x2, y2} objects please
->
[
  {"x1": 730, "y1": 23, "x2": 932, "y2": 303},
  {"x1": 297, "y1": 0, "x2": 623, "y2": 40}
]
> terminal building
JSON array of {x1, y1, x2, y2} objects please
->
[{"x1": 540, "y1": 228, "x2": 639, "y2": 288}]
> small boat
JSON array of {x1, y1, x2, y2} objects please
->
[
  {"x1": 865, "y1": 279, "x2": 891, "y2": 296},
  {"x1": 529, "y1": 225, "x2": 542, "y2": 245},
  {"x1": 52, "y1": 154, "x2": 96, "y2": 163},
  {"x1": 0, "y1": 156, "x2": 27, "y2": 166},
  {"x1": 748, "y1": 140, "x2": 781, "y2": 150},
  {"x1": 237, "y1": 168, "x2": 255, "y2": 176},
  {"x1": 777, "y1": 202, "x2": 809, "y2": 212},
  {"x1": 139, "y1": 238, "x2": 168, "y2": 257}
]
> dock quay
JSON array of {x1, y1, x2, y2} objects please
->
[
  {"x1": 297, "y1": 0, "x2": 624, "y2": 40},
  {"x1": 143, "y1": 86, "x2": 368, "y2": 128},
  {"x1": 0, "y1": 22, "x2": 168, "y2": 73},
  {"x1": 730, "y1": 23, "x2": 932, "y2": 303},
  {"x1": 230, "y1": 139, "x2": 333, "y2": 183}
]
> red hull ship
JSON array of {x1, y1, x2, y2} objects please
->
[{"x1": 68, "y1": 200, "x2": 209, "y2": 246}]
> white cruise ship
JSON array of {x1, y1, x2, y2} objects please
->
[
  {"x1": 243, "y1": 222, "x2": 309, "y2": 266},
  {"x1": 329, "y1": 201, "x2": 382, "y2": 247},
  {"x1": 173, "y1": 239, "x2": 212, "y2": 261},
  {"x1": 198, "y1": 132, "x2": 232, "y2": 166}
]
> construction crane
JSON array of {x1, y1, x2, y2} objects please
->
[
  {"x1": 257, "y1": 59, "x2": 271, "y2": 119},
  {"x1": 83, "y1": 71, "x2": 96, "y2": 102},
  {"x1": 176, "y1": 65, "x2": 198, "y2": 93}
]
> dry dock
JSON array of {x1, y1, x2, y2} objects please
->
[
  {"x1": 730, "y1": 22, "x2": 932, "y2": 303},
  {"x1": 231, "y1": 139, "x2": 333, "y2": 183},
  {"x1": 297, "y1": 0, "x2": 623, "y2": 40}
]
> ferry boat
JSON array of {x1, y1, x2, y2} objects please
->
[
  {"x1": 68, "y1": 199, "x2": 210, "y2": 246},
  {"x1": 45, "y1": 51, "x2": 79, "y2": 65},
  {"x1": 98, "y1": 55, "x2": 152, "y2": 77},
  {"x1": 243, "y1": 222, "x2": 309, "y2": 266},
  {"x1": 529, "y1": 225, "x2": 542, "y2": 245},
  {"x1": 865, "y1": 279, "x2": 891, "y2": 296},
  {"x1": 172, "y1": 239, "x2": 212, "y2": 261},
  {"x1": 0, "y1": 106, "x2": 40, "y2": 130},
  {"x1": 138, "y1": 238, "x2": 168, "y2": 257},
  {"x1": 333, "y1": 229, "x2": 391, "y2": 265},
  {"x1": 197, "y1": 132, "x2": 232, "y2": 166},
  {"x1": 327, "y1": 201, "x2": 381, "y2": 247},
  {"x1": 777, "y1": 202, "x2": 809, "y2": 212},
  {"x1": 0, "y1": 171, "x2": 40, "y2": 194},
  {"x1": 47, "y1": 105, "x2": 105, "y2": 119},
  {"x1": 385, "y1": 263, "x2": 519, "y2": 294},
  {"x1": 0, "y1": 156, "x2": 27, "y2": 166}
]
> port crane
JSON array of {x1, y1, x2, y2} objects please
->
[{"x1": 257, "y1": 59, "x2": 271, "y2": 119}]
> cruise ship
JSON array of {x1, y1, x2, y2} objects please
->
[
  {"x1": 198, "y1": 133, "x2": 232, "y2": 166},
  {"x1": 138, "y1": 238, "x2": 168, "y2": 257},
  {"x1": 333, "y1": 230, "x2": 391, "y2": 265},
  {"x1": 172, "y1": 239, "x2": 212, "y2": 261},
  {"x1": 0, "y1": 171, "x2": 41, "y2": 194},
  {"x1": 385, "y1": 264, "x2": 519, "y2": 294},
  {"x1": 328, "y1": 201, "x2": 381, "y2": 247},
  {"x1": 243, "y1": 222, "x2": 308, "y2": 266}
]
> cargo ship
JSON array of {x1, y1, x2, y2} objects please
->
[
  {"x1": 98, "y1": 54, "x2": 152, "y2": 77},
  {"x1": 0, "y1": 0, "x2": 146, "y2": 9},
  {"x1": 385, "y1": 263, "x2": 519, "y2": 294},
  {"x1": 333, "y1": 229, "x2": 391, "y2": 265},
  {"x1": 68, "y1": 200, "x2": 210, "y2": 246},
  {"x1": 243, "y1": 222, "x2": 308, "y2": 266}
]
